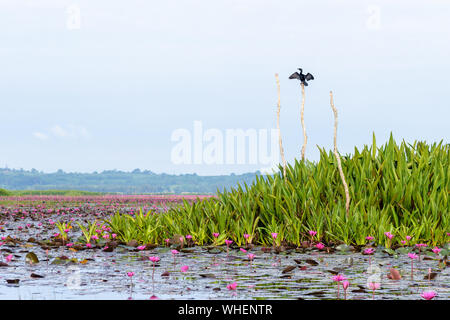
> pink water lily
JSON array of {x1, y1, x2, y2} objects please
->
[
  {"x1": 180, "y1": 265, "x2": 189, "y2": 272},
  {"x1": 315, "y1": 242, "x2": 325, "y2": 250},
  {"x1": 149, "y1": 256, "x2": 160, "y2": 263},
  {"x1": 342, "y1": 281, "x2": 350, "y2": 300},
  {"x1": 432, "y1": 247, "x2": 441, "y2": 255},
  {"x1": 226, "y1": 282, "x2": 237, "y2": 290},
  {"x1": 408, "y1": 252, "x2": 418, "y2": 259},
  {"x1": 332, "y1": 274, "x2": 347, "y2": 299},
  {"x1": 332, "y1": 274, "x2": 347, "y2": 282},
  {"x1": 368, "y1": 282, "x2": 380, "y2": 290},
  {"x1": 421, "y1": 291, "x2": 437, "y2": 300}
]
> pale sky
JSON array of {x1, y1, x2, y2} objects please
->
[{"x1": 0, "y1": 0, "x2": 449, "y2": 175}]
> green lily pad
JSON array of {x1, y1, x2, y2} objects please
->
[
  {"x1": 396, "y1": 247, "x2": 411, "y2": 254},
  {"x1": 25, "y1": 252, "x2": 39, "y2": 264},
  {"x1": 336, "y1": 244, "x2": 352, "y2": 252}
]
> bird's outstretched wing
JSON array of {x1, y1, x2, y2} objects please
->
[
  {"x1": 305, "y1": 73, "x2": 314, "y2": 81},
  {"x1": 289, "y1": 72, "x2": 300, "y2": 80}
]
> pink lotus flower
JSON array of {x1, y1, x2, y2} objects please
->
[
  {"x1": 66, "y1": 243, "x2": 73, "y2": 247},
  {"x1": 186, "y1": 235, "x2": 192, "y2": 240},
  {"x1": 432, "y1": 247, "x2": 441, "y2": 255},
  {"x1": 240, "y1": 248, "x2": 247, "y2": 253},
  {"x1": 271, "y1": 233, "x2": 278, "y2": 239},
  {"x1": 137, "y1": 245, "x2": 146, "y2": 250},
  {"x1": 308, "y1": 230, "x2": 317, "y2": 237},
  {"x1": 127, "y1": 272, "x2": 135, "y2": 277},
  {"x1": 406, "y1": 235, "x2": 412, "y2": 241},
  {"x1": 91, "y1": 235, "x2": 99, "y2": 240},
  {"x1": 112, "y1": 233, "x2": 117, "y2": 239},
  {"x1": 415, "y1": 243, "x2": 427, "y2": 248},
  {"x1": 332, "y1": 274, "x2": 347, "y2": 282},
  {"x1": 149, "y1": 256, "x2": 160, "y2": 263},
  {"x1": 213, "y1": 233, "x2": 220, "y2": 238},
  {"x1": 384, "y1": 232, "x2": 394, "y2": 239},
  {"x1": 243, "y1": 233, "x2": 250, "y2": 239},
  {"x1": 401, "y1": 240, "x2": 407, "y2": 245},
  {"x1": 365, "y1": 236, "x2": 374, "y2": 241},
  {"x1": 225, "y1": 239, "x2": 233, "y2": 246},
  {"x1": 247, "y1": 253, "x2": 255, "y2": 260},
  {"x1": 364, "y1": 248, "x2": 375, "y2": 255},
  {"x1": 368, "y1": 282, "x2": 380, "y2": 290},
  {"x1": 421, "y1": 291, "x2": 437, "y2": 300},
  {"x1": 86, "y1": 243, "x2": 92, "y2": 248},
  {"x1": 226, "y1": 282, "x2": 237, "y2": 290},
  {"x1": 408, "y1": 252, "x2": 418, "y2": 260},
  {"x1": 315, "y1": 242, "x2": 325, "y2": 250},
  {"x1": 5, "y1": 254, "x2": 13, "y2": 263},
  {"x1": 342, "y1": 281, "x2": 349, "y2": 290},
  {"x1": 171, "y1": 249, "x2": 179, "y2": 255},
  {"x1": 180, "y1": 265, "x2": 189, "y2": 272}
]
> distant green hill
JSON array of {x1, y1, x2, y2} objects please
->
[{"x1": 0, "y1": 168, "x2": 259, "y2": 194}]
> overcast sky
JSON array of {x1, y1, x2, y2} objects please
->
[{"x1": 0, "y1": 0, "x2": 448, "y2": 175}]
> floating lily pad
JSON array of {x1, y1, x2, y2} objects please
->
[
  {"x1": 305, "y1": 259, "x2": 319, "y2": 266},
  {"x1": 25, "y1": 252, "x2": 39, "y2": 264},
  {"x1": 6, "y1": 279, "x2": 20, "y2": 284},
  {"x1": 336, "y1": 244, "x2": 353, "y2": 252},
  {"x1": 282, "y1": 266, "x2": 296, "y2": 274},
  {"x1": 30, "y1": 273, "x2": 44, "y2": 278}
]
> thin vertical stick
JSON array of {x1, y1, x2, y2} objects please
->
[
  {"x1": 329, "y1": 91, "x2": 350, "y2": 216},
  {"x1": 275, "y1": 73, "x2": 287, "y2": 181},
  {"x1": 300, "y1": 83, "x2": 307, "y2": 161}
]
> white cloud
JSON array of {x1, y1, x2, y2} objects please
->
[
  {"x1": 33, "y1": 132, "x2": 49, "y2": 140},
  {"x1": 50, "y1": 125, "x2": 68, "y2": 137},
  {"x1": 34, "y1": 125, "x2": 91, "y2": 140}
]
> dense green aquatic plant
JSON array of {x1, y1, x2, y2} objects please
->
[
  {"x1": 104, "y1": 135, "x2": 449, "y2": 247},
  {"x1": 77, "y1": 220, "x2": 101, "y2": 243},
  {"x1": 106, "y1": 209, "x2": 160, "y2": 244},
  {"x1": 55, "y1": 221, "x2": 72, "y2": 241}
]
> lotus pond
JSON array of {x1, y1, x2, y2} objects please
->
[{"x1": 0, "y1": 196, "x2": 448, "y2": 300}]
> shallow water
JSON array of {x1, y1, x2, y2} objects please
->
[
  {"x1": 1, "y1": 243, "x2": 449, "y2": 300},
  {"x1": 0, "y1": 204, "x2": 449, "y2": 300}
]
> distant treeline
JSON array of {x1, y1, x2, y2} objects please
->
[{"x1": 0, "y1": 168, "x2": 259, "y2": 194}]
